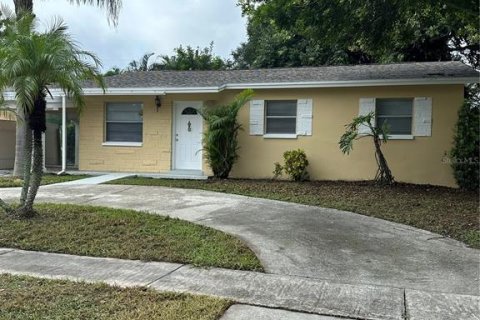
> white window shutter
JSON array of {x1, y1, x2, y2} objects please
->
[
  {"x1": 358, "y1": 98, "x2": 376, "y2": 134},
  {"x1": 413, "y1": 97, "x2": 432, "y2": 136},
  {"x1": 249, "y1": 100, "x2": 264, "y2": 135},
  {"x1": 296, "y1": 99, "x2": 313, "y2": 136}
]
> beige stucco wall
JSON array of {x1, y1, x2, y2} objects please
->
[
  {"x1": 78, "y1": 84, "x2": 464, "y2": 186},
  {"x1": 227, "y1": 85, "x2": 464, "y2": 187},
  {"x1": 0, "y1": 120, "x2": 16, "y2": 169},
  {"x1": 0, "y1": 111, "x2": 16, "y2": 121},
  {"x1": 79, "y1": 93, "x2": 220, "y2": 172}
]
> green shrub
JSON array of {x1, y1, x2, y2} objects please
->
[
  {"x1": 450, "y1": 99, "x2": 479, "y2": 190},
  {"x1": 272, "y1": 162, "x2": 283, "y2": 179},
  {"x1": 274, "y1": 149, "x2": 309, "y2": 181},
  {"x1": 200, "y1": 89, "x2": 254, "y2": 179}
]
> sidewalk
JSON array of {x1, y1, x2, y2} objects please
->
[
  {"x1": 45, "y1": 173, "x2": 133, "y2": 186},
  {"x1": 0, "y1": 248, "x2": 478, "y2": 320}
]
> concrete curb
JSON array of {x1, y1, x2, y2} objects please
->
[{"x1": 0, "y1": 248, "x2": 478, "y2": 320}]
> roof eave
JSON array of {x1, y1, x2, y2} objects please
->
[
  {"x1": 3, "y1": 77, "x2": 477, "y2": 98},
  {"x1": 87, "y1": 77, "x2": 479, "y2": 95},
  {"x1": 224, "y1": 77, "x2": 478, "y2": 90}
]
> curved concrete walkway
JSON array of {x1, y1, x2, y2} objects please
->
[{"x1": 1, "y1": 184, "x2": 478, "y2": 296}]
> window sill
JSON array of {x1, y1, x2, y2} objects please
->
[
  {"x1": 263, "y1": 134, "x2": 297, "y2": 139},
  {"x1": 382, "y1": 134, "x2": 414, "y2": 140},
  {"x1": 102, "y1": 142, "x2": 143, "y2": 147}
]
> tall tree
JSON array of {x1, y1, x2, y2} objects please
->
[
  {"x1": 125, "y1": 44, "x2": 230, "y2": 72},
  {"x1": 234, "y1": 0, "x2": 478, "y2": 69},
  {"x1": 126, "y1": 52, "x2": 155, "y2": 71},
  {"x1": 11, "y1": 0, "x2": 121, "y2": 177},
  {"x1": 151, "y1": 43, "x2": 230, "y2": 71},
  {"x1": 104, "y1": 66, "x2": 122, "y2": 77},
  {"x1": 0, "y1": 9, "x2": 104, "y2": 218}
]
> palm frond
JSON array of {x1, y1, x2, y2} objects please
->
[
  {"x1": 0, "y1": 5, "x2": 105, "y2": 118},
  {"x1": 67, "y1": 0, "x2": 122, "y2": 26}
]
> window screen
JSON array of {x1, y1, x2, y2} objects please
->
[
  {"x1": 376, "y1": 98, "x2": 413, "y2": 135},
  {"x1": 105, "y1": 103, "x2": 143, "y2": 142},
  {"x1": 265, "y1": 100, "x2": 297, "y2": 134}
]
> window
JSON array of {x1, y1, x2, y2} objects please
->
[
  {"x1": 181, "y1": 107, "x2": 198, "y2": 115},
  {"x1": 265, "y1": 100, "x2": 297, "y2": 134},
  {"x1": 376, "y1": 98, "x2": 413, "y2": 135},
  {"x1": 105, "y1": 103, "x2": 143, "y2": 142}
]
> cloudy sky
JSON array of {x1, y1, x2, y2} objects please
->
[{"x1": 5, "y1": 0, "x2": 248, "y2": 71}]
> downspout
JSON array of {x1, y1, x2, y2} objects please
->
[{"x1": 57, "y1": 94, "x2": 67, "y2": 175}]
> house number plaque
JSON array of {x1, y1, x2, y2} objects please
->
[{"x1": 187, "y1": 121, "x2": 192, "y2": 132}]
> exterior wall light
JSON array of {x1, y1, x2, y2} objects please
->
[{"x1": 155, "y1": 95, "x2": 161, "y2": 111}]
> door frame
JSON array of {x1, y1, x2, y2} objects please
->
[{"x1": 172, "y1": 101, "x2": 204, "y2": 171}]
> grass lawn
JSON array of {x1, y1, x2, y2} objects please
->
[
  {"x1": 107, "y1": 177, "x2": 480, "y2": 248},
  {"x1": 0, "y1": 203, "x2": 262, "y2": 271},
  {"x1": 0, "y1": 274, "x2": 231, "y2": 320},
  {"x1": 0, "y1": 174, "x2": 91, "y2": 188}
]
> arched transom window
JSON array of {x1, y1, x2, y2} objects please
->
[{"x1": 181, "y1": 107, "x2": 198, "y2": 115}]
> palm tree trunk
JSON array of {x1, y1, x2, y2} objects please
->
[
  {"x1": 20, "y1": 119, "x2": 32, "y2": 206},
  {"x1": 24, "y1": 128, "x2": 43, "y2": 211},
  {"x1": 14, "y1": 95, "x2": 45, "y2": 218},
  {"x1": 12, "y1": 0, "x2": 33, "y2": 178},
  {"x1": 12, "y1": 106, "x2": 26, "y2": 177},
  {"x1": 24, "y1": 95, "x2": 46, "y2": 209},
  {"x1": 13, "y1": 0, "x2": 33, "y2": 14}
]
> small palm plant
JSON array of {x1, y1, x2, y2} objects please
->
[
  {"x1": 200, "y1": 89, "x2": 254, "y2": 179},
  {"x1": 339, "y1": 112, "x2": 395, "y2": 185},
  {"x1": 0, "y1": 8, "x2": 105, "y2": 218}
]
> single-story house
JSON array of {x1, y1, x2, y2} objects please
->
[{"x1": 3, "y1": 61, "x2": 478, "y2": 186}]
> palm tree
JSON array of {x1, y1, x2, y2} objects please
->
[
  {"x1": 127, "y1": 52, "x2": 155, "y2": 71},
  {"x1": 199, "y1": 89, "x2": 254, "y2": 179},
  {"x1": 0, "y1": 8, "x2": 105, "y2": 218},
  {"x1": 11, "y1": 0, "x2": 121, "y2": 177}
]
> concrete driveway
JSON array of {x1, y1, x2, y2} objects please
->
[{"x1": 1, "y1": 184, "x2": 478, "y2": 296}]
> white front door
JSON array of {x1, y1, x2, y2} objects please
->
[{"x1": 174, "y1": 101, "x2": 203, "y2": 170}]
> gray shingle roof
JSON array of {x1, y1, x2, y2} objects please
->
[{"x1": 89, "y1": 61, "x2": 478, "y2": 89}]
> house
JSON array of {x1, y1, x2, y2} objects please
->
[{"x1": 3, "y1": 61, "x2": 478, "y2": 186}]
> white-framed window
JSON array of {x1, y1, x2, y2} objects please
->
[
  {"x1": 105, "y1": 102, "x2": 143, "y2": 143},
  {"x1": 250, "y1": 99, "x2": 312, "y2": 137},
  {"x1": 375, "y1": 98, "x2": 413, "y2": 135},
  {"x1": 358, "y1": 97, "x2": 432, "y2": 138},
  {"x1": 265, "y1": 100, "x2": 297, "y2": 134}
]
